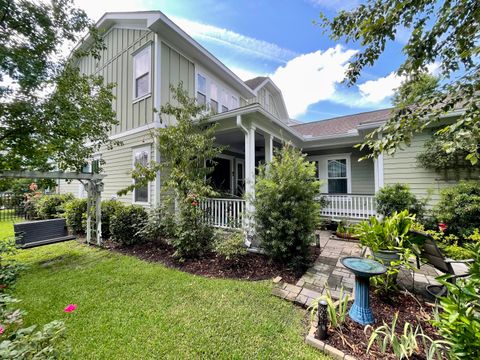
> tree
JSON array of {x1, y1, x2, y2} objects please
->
[
  {"x1": 319, "y1": 0, "x2": 480, "y2": 164},
  {"x1": 392, "y1": 73, "x2": 439, "y2": 107},
  {"x1": 119, "y1": 83, "x2": 224, "y2": 258},
  {"x1": 0, "y1": 0, "x2": 118, "y2": 171}
]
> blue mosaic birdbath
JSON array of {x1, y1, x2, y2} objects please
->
[{"x1": 340, "y1": 256, "x2": 387, "y2": 326}]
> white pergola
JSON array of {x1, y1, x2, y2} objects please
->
[{"x1": 0, "y1": 170, "x2": 105, "y2": 246}]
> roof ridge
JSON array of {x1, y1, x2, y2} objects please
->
[{"x1": 291, "y1": 107, "x2": 393, "y2": 127}]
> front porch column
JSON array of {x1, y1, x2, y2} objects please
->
[
  {"x1": 237, "y1": 115, "x2": 256, "y2": 246},
  {"x1": 264, "y1": 133, "x2": 273, "y2": 164}
]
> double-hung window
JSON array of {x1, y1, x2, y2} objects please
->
[
  {"x1": 221, "y1": 89, "x2": 229, "y2": 112},
  {"x1": 133, "y1": 46, "x2": 151, "y2": 99},
  {"x1": 327, "y1": 159, "x2": 348, "y2": 193},
  {"x1": 197, "y1": 74, "x2": 206, "y2": 105},
  {"x1": 133, "y1": 146, "x2": 150, "y2": 203},
  {"x1": 210, "y1": 83, "x2": 218, "y2": 113}
]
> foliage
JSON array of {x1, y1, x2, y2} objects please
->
[
  {"x1": 254, "y1": 144, "x2": 321, "y2": 267},
  {"x1": 366, "y1": 313, "x2": 445, "y2": 360},
  {"x1": 392, "y1": 73, "x2": 440, "y2": 107},
  {"x1": 417, "y1": 130, "x2": 480, "y2": 176},
  {"x1": 319, "y1": 0, "x2": 480, "y2": 165},
  {"x1": 432, "y1": 243, "x2": 480, "y2": 359},
  {"x1": 35, "y1": 194, "x2": 74, "y2": 219},
  {"x1": 310, "y1": 287, "x2": 350, "y2": 330},
  {"x1": 0, "y1": 294, "x2": 66, "y2": 359},
  {"x1": 137, "y1": 205, "x2": 176, "y2": 243},
  {"x1": 100, "y1": 200, "x2": 125, "y2": 240},
  {"x1": 213, "y1": 231, "x2": 247, "y2": 260},
  {"x1": 376, "y1": 184, "x2": 427, "y2": 220},
  {"x1": 0, "y1": 0, "x2": 119, "y2": 172},
  {"x1": 64, "y1": 199, "x2": 123, "y2": 239},
  {"x1": 435, "y1": 181, "x2": 480, "y2": 237},
  {"x1": 64, "y1": 198, "x2": 88, "y2": 234},
  {"x1": 171, "y1": 196, "x2": 214, "y2": 258},
  {"x1": 0, "y1": 179, "x2": 55, "y2": 196},
  {"x1": 355, "y1": 210, "x2": 416, "y2": 251},
  {"x1": 0, "y1": 239, "x2": 23, "y2": 289},
  {"x1": 109, "y1": 206, "x2": 147, "y2": 246},
  {"x1": 119, "y1": 83, "x2": 221, "y2": 258},
  {"x1": 440, "y1": 244, "x2": 475, "y2": 260}
]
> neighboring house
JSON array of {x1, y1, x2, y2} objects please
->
[{"x1": 58, "y1": 11, "x2": 471, "y2": 245}]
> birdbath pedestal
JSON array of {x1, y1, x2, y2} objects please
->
[{"x1": 340, "y1": 256, "x2": 387, "y2": 326}]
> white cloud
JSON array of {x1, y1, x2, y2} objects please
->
[
  {"x1": 357, "y1": 71, "x2": 404, "y2": 104},
  {"x1": 270, "y1": 45, "x2": 358, "y2": 117},
  {"x1": 170, "y1": 16, "x2": 298, "y2": 64}
]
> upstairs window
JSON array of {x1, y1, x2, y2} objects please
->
[
  {"x1": 197, "y1": 74, "x2": 206, "y2": 105},
  {"x1": 133, "y1": 46, "x2": 151, "y2": 99},
  {"x1": 231, "y1": 96, "x2": 238, "y2": 109},
  {"x1": 210, "y1": 83, "x2": 218, "y2": 113},
  {"x1": 133, "y1": 146, "x2": 150, "y2": 203},
  {"x1": 221, "y1": 89, "x2": 229, "y2": 112}
]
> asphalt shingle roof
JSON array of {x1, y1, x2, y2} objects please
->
[
  {"x1": 244, "y1": 76, "x2": 268, "y2": 90},
  {"x1": 290, "y1": 108, "x2": 393, "y2": 137}
]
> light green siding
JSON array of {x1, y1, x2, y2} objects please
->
[
  {"x1": 307, "y1": 147, "x2": 375, "y2": 194},
  {"x1": 77, "y1": 28, "x2": 155, "y2": 135},
  {"x1": 383, "y1": 130, "x2": 463, "y2": 206},
  {"x1": 251, "y1": 87, "x2": 283, "y2": 119},
  {"x1": 59, "y1": 130, "x2": 156, "y2": 205},
  {"x1": 160, "y1": 42, "x2": 195, "y2": 125}
]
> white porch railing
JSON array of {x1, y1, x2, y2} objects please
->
[
  {"x1": 200, "y1": 198, "x2": 246, "y2": 229},
  {"x1": 319, "y1": 194, "x2": 376, "y2": 220}
]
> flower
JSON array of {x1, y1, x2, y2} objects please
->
[
  {"x1": 29, "y1": 182, "x2": 38, "y2": 192},
  {"x1": 191, "y1": 201, "x2": 198, "y2": 206},
  {"x1": 0, "y1": 326, "x2": 4, "y2": 334},
  {"x1": 438, "y1": 222, "x2": 447, "y2": 233},
  {"x1": 64, "y1": 304, "x2": 77, "y2": 313}
]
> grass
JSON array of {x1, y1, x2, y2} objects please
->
[{"x1": 1, "y1": 221, "x2": 327, "y2": 359}]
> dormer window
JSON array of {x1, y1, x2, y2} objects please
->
[{"x1": 133, "y1": 46, "x2": 151, "y2": 99}]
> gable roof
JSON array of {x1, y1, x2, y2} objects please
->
[
  {"x1": 245, "y1": 76, "x2": 268, "y2": 90},
  {"x1": 290, "y1": 108, "x2": 393, "y2": 137}
]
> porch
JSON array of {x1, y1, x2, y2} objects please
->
[{"x1": 201, "y1": 107, "x2": 379, "y2": 235}]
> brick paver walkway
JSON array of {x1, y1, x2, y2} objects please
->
[{"x1": 272, "y1": 231, "x2": 460, "y2": 307}]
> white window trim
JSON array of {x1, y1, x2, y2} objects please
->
[
  {"x1": 132, "y1": 145, "x2": 151, "y2": 205},
  {"x1": 308, "y1": 153, "x2": 352, "y2": 194},
  {"x1": 195, "y1": 68, "x2": 239, "y2": 113},
  {"x1": 215, "y1": 153, "x2": 235, "y2": 194},
  {"x1": 132, "y1": 43, "x2": 152, "y2": 102}
]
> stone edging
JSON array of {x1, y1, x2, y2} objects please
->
[{"x1": 305, "y1": 324, "x2": 357, "y2": 360}]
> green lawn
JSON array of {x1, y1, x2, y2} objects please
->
[{"x1": 1, "y1": 221, "x2": 326, "y2": 359}]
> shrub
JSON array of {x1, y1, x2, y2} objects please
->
[
  {"x1": 432, "y1": 243, "x2": 480, "y2": 359},
  {"x1": 109, "y1": 205, "x2": 147, "y2": 246},
  {"x1": 254, "y1": 144, "x2": 320, "y2": 267},
  {"x1": 64, "y1": 198, "x2": 88, "y2": 234},
  {"x1": 435, "y1": 181, "x2": 480, "y2": 237},
  {"x1": 171, "y1": 195, "x2": 214, "y2": 258},
  {"x1": 0, "y1": 239, "x2": 23, "y2": 289},
  {"x1": 137, "y1": 205, "x2": 176, "y2": 243},
  {"x1": 100, "y1": 200, "x2": 124, "y2": 239},
  {"x1": 0, "y1": 294, "x2": 66, "y2": 359},
  {"x1": 376, "y1": 183, "x2": 427, "y2": 220},
  {"x1": 213, "y1": 231, "x2": 247, "y2": 260},
  {"x1": 35, "y1": 194, "x2": 74, "y2": 219}
]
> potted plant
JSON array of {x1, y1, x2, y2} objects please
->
[
  {"x1": 335, "y1": 220, "x2": 359, "y2": 240},
  {"x1": 355, "y1": 210, "x2": 415, "y2": 265}
]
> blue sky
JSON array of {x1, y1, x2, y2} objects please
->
[{"x1": 75, "y1": 0, "x2": 429, "y2": 122}]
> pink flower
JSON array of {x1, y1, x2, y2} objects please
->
[
  {"x1": 64, "y1": 304, "x2": 77, "y2": 313},
  {"x1": 0, "y1": 326, "x2": 4, "y2": 334},
  {"x1": 191, "y1": 201, "x2": 198, "y2": 206},
  {"x1": 438, "y1": 222, "x2": 447, "y2": 233}
]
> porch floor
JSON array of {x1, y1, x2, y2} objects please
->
[{"x1": 272, "y1": 231, "x2": 460, "y2": 307}]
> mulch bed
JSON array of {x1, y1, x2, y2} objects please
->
[
  {"x1": 323, "y1": 291, "x2": 440, "y2": 359},
  {"x1": 103, "y1": 239, "x2": 320, "y2": 283}
]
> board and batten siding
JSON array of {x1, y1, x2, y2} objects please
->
[
  {"x1": 307, "y1": 147, "x2": 375, "y2": 194},
  {"x1": 58, "y1": 130, "x2": 156, "y2": 205},
  {"x1": 160, "y1": 42, "x2": 195, "y2": 126},
  {"x1": 382, "y1": 130, "x2": 473, "y2": 207},
  {"x1": 76, "y1": 28, "x2": 156, "y2": 135}
]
